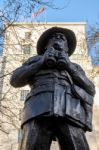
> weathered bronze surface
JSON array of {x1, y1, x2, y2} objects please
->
[{"x1": 10, "y1": 27, "x2": 95, "y2": 150}]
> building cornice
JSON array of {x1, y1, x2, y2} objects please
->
[{"x1": 4, "y1": 22, "x2": 86, "y2": 27}]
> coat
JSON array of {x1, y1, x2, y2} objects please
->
[
  {"x1": 21, "y1": 68, "x2": 94, "y2": 132},
  {"x1": 10, "y1": 55, "x2": 95, "y2": 132}
]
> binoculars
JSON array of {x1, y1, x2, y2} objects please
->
[{"x1": 45, "y1": 47, "x2": 67, "y2": 70}]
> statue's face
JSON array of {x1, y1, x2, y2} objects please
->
[{"x1": 46, "y1": 33, "x2": 68, "y2": 52}]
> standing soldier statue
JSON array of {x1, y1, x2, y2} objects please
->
[{"x1": 10, "y1": 27, "x2": 95, "y2": 150}]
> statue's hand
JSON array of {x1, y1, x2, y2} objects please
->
[
  {"x1": 35, "y1": 55, "x2": 45, "y2": 66},
  {"x1": 22, "y1": 55, "x2": 44, "y2": 66}
]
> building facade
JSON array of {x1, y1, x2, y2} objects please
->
[{"x1": 0, "y1": 22, "x2": 99, "y2": 150}]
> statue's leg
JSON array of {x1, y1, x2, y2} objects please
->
[
  {"x1": 56, "y1": 123, "x2": 90, "y2": 150},
  {"x1": 19, "y1": 119, "x2": 53, "y2": 150}
]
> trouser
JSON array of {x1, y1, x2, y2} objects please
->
[{"x1": 19, "y1": 117, "x2": 90, "y2": 150}]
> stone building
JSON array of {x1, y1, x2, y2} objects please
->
[{"x1": 0, "y1": 22, "x2": 99, "y2": 150}]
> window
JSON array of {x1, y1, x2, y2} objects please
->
[
  {"x1": 18, "y1": 129, "x2": 22, "y2": 143},
  {"x1": 20, "y1": 90, "x2": 29, "y2": 101},
  {"x1": 19, "y1": 109, "x2": 22, "y2": 120},
  {"x1": 23, "y1": 44, "x2": 31, "y2": 54},
  {"x1": 25, "y1": 32, "x2": 31, "y2": 40}
]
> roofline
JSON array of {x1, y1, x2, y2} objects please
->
[{"x1": 4, "y1": 21, "x2": 86, "y2": 27}]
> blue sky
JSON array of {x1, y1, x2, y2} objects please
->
[
  {"x1": 38, "y1": 0, "x2": 99, "y2": 26},
  {"x1": 0, "y1": 0, "x2": 99, "y2": 64},
  {"x1": 0, "y1": 0, "x2": 99, "y2": 26}
]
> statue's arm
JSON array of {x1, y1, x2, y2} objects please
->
[
  {"x1": 67, "y1": 62, "x2": 95, "y2": 96},
  {"x1": 10, "y1": 55, "x2": 44, "y2": 88}
]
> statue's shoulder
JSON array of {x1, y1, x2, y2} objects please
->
[
  {"x1": 72, "y1": 62, "x2": 85, "y2": 73},
  {"x1": 72, "y1": 62, "x2": 81, "y2": 68},
  {"x1": 22, "y1": 55, "x2": 41, "y2": 66}
]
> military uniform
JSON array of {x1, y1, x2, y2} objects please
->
[
  {"x1": 17, "y1": 60, "x2": 94, "y2": 150},
  {"x1": 21, "y1": 67, "x2": 93, "y2": 132}
]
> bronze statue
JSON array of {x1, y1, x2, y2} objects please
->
[{"x1": 10, "y1": 27, "x2": 95, "y2": 150}]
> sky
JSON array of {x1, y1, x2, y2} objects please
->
[
  {"x1": 0, "y1": 0, "x2": 99, "y2": 64},
  {"x1": 0, "y1": 0, "x2": 99, "y2": 27},
  {"x1": 38, "y1": 0, "x2": 99, "y2": 27}
]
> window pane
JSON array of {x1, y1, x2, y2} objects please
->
[
  {"x1": 23, "y1": 45, "x2": 31, "y2": 54},
  {"x1": 20, "y1": 90, "x2": 29, "y2": 101},
  {"x1": 18, "y1": 129, "x2": 22, "y2": 143},
  {"x1": 19, "y1": 109, "x2": 22, "y2": 120},
  {"x1": 25, "y1": 32, "x2": 31, "y2": 40}
]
